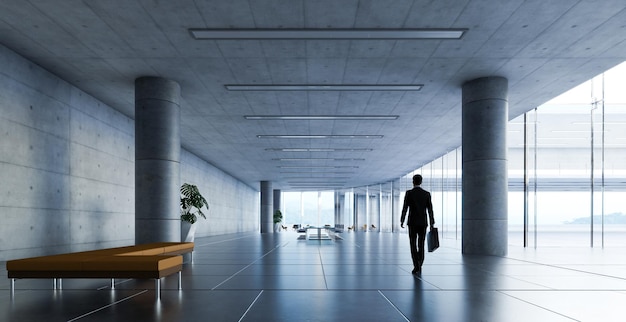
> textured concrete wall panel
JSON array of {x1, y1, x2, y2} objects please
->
[
  {"x1": 70, "y1": 109, "x2": 135, "y2": 163},
  {"x1": 180, "y1": 150, "x2": 259, "y2": 237},
  {"x1": 0, "y1": 163, "x2": 70, "y2": 209},
  {"x1": 0, "y1": 74, "x2": 70, "y2": 139},
  {"x1": 0, "y1": 43, "x2": 258, "y2": 260},
  {"x1": 0, "y1": 118, "x2": 70, "y2": 174},
  {"x1": 0, "y1": 44, "x2": 135, "y2": 260}
]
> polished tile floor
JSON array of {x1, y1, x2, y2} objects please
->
[{"x1": 3, "y1": 231, "x2": 626, "y2": 321}]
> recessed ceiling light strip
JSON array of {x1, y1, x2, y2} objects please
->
[
  {"x1": 273, "y1": 158, "x2": 365, "y2": 161},
  {"x1": 245, "y1": 115, "x2": 398, "y2": 120},
  {"x1": 189, "y1": 28, "x2": 466, "y2": 40},
  {"x1": 258, "y1": 135, "x2": 383, "y2": 139},
  {"x1": 290, "y1": 185, "x2": 346, "y2": 188},
  {"x1": 288, "y1": 182, "x2": 347, "y2": 185},
  {"x1": 280, "y1": 171, "x2": 356, "y2": 174},
  {"x1": 266, "y1": 148, "x2": 373, "y2": 152},
  {"x1": 285, "y1": 177, "x2": 351, "y2": 180},
  {"x1": 226, "y1": 84, "x2": 421, "y2": 91},
  {"x1": 278, "y1": 166, "x2": 358, "y2": 169}
]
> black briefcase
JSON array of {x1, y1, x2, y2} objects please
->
[{"x1": 427, "y1": 227, "x2": 439, "y2": 252}]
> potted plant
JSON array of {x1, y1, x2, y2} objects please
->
[
  {"x1": 273, "y1": 209, "x2": 283, "y2": 232},
  {"x1": 180, "y1": 183, "x2": 209, "y2": 242}
]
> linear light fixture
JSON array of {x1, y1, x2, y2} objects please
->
[
  {"x1": 189, "y1": 28, "x2": 467, "y2": 40},
  {"x1": 266, "y1": 148, "x2": 373, "y2": 152},
  {"x1": 285, "y1": 177, "x2": 351, "y2": 180},
  {"x1": 289, "y1": 182, "x2": 347, "y2": 185},
  {"x1": 227, "y1": 84, "x2": 422, "y2": 91},
  {"x1": 273, "y1": 158, "x2": 365, "y2": 161},
  {"x1": 290, "y1": 186, "x2": 345, "y2": 190},
  {"x1": 280, "y1": 171, "x2": 356, "y2": 174},
  {"x1": 245, "y1": 115, "x2": 398, "y2": 120},
  {"x1": 258, "y1": 135, "x2": 383, "y2": 139},
  {"x1": 290, "y1": 184, "x2": 346, "y2": 187},
  {"x1": 278, "y1": 166, "x2": 358, "y2": 169},
  {"x1": 290, "y1": 182, "x2": 346, "y2": 185}
]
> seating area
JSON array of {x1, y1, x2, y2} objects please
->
[{"x1": 6, "y1": 242, "x2": 194, "y2": 298}]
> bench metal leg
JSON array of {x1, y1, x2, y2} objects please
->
[
  {"x1": 11, "y1": 278, "x2": 15, "y2": 294},
  {"x1": 178, "y1": 271, "x2": 182, "y2": 290},
  {"x1": 51, "y1": 278, "x2": 63, "y2": 290},
  {"x1": 155, "y1": 278, "x2": 161, "y2": 299},
  {"x1": 111, "y1": 278, "x2": 115, "y2": 289}
]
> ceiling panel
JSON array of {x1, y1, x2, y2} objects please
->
[{"x1": 0, "y1": 0, "x2": 624, "y2": 190}]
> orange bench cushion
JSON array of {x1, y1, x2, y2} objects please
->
[
  {"x1": 82, "y1": 255, "x2": 182, "y2": 271},
  {"x1": 6, "y1": 242, "x2": 193, "y2": 272}
]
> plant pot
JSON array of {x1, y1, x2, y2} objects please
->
[
  {"x1": 274, "y1": 223, "x2": 282, "y2": 233},
  {"x1": 181, "y1": 222, "x2": 197, "y2": 242}
]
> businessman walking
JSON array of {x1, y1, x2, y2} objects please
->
[{"x1": 401, "y1": 174, "x2": 435, "y2": 275}]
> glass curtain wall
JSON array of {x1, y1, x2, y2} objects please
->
[
  {"x1": 509, "y1": 62, "x2": 626, "y2": 247},
  {"x1": 281, "y1": 62, "x2": 625, "y2": 248},
  {"x1": 282, "y1": 191, "x2": 335, "y2": 229},
  {"x1": 379, "y1": 182, "x2": 393, "y2": 233}
]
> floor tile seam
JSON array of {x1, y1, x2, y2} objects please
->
[
  {"x1": 193, "y1": 234, "x2": 259, "y2": 247},
  {"x1": 66, "y1": 289, "x2": 148, "y2": 322},
  {"x1": 211, "y1": 243, "x2": 285, "y2": 290},
  {"x1": 500, "y1": 274, "x2": 559, "y2": 290},
  {"x1": 0, "y1": 289, "x2": 14, "y2": 300},
  {"x1": 317, "y1": 247, "x2": 329, "y2": 290},
  {"x1": 97, "y1": 278, "x2": 132, "y2": 290},
  {"x1": 497, "y1": 290, "x2": 584, "y2": 321},
  {"x1": 237, "y1": 289, "x2": 264, "y2": 322},
  {"x1": 203, "y1": 287, "x2": 332, "y2": 291},
  {"x1": 500, "y1": 288, "x2": 626, "y2": 292},
  {"x1": 501, "y1": 257, "x2": 626, "y2": 282},
  {"x1": 416, "y1": 287, "x2": 552, "y2": 292},
  {"x1": 413, "y1": 276, "x2": 444, "y2": 290},
  {"x1": 377, "y1": 290, "x2": 411, "y2": 322}
]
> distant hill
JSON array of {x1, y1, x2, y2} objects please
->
[{"x1": 565, "y1": 212, "x2": 626, "y2": 224}]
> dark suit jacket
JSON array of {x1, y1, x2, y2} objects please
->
[{"x1": 401, "y1": 186, "x2": 433, "y2": 227}]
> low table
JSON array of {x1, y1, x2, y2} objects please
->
[{"x1": 305, "y1": 226, "x2": 340, "y2": 241}]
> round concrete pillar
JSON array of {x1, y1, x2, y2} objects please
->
[
  {"x1": 462, "y1": 76, "x2": 508, "y2": 256},
  {"x1": 135, "y1": 76, "x2": 181, "y2": 243},
  {"x1": 273, "y1": 189, "x2": 282, "y2": 232},
  {"x1": 260, "y1": 181, "x2": 273, "y2": 233}
]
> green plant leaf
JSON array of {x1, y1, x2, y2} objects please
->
[{"x1": 180, "y1": 183, "x2": 209, "y2": 223}]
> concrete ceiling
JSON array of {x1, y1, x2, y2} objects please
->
[{"x1": 1, "y1": 0, "x2": 625, "y2": 191}]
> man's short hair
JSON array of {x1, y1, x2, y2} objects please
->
[{"x1": 413, "y1": 174, "x2": 423, "y2": 185}]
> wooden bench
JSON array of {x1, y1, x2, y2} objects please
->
[{"x1": 6, "y1": 242, "x2": 194, "y2": 299}]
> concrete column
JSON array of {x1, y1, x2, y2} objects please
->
[
  {"x1": 462, "y1": 76, "x2": 508, "y2": 256},
  {"x1": 273, "y1": 189, "x2": 281, "y2": 232},
  {"x1": 273, "y1": 189, "x2": 281, "y2": 215},
  {"x1": 135, "y1": 77, "x2": 181, "y2": 243},
  {"x1": 335, "y1": 191, "x2": 345, "y2": 231},
  {"x1": 260, "y1": 181, "x2": 273, "y2": 233}
]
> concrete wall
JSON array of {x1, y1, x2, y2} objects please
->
[
  {"x1": 0, "y1": 44, "x2": 258, "y2": 261},
  {"x1": 181, "y1": 151, "x2": 259, "y2": 236}
]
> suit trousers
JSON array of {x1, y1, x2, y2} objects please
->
[{"x1": 408, "y1": 225, "x2": 427, "y2": 270}]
